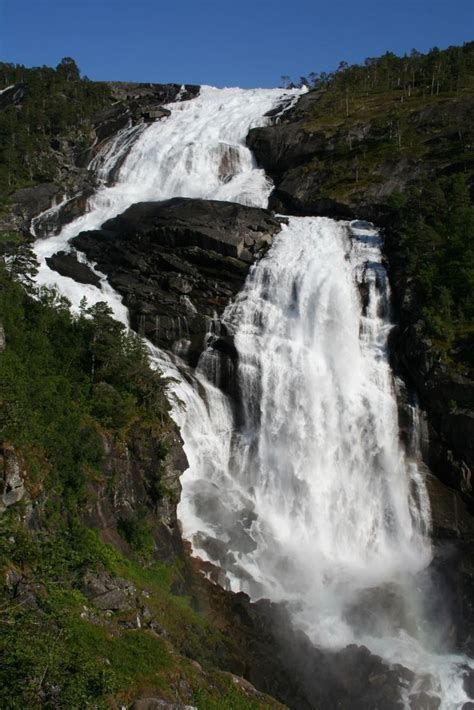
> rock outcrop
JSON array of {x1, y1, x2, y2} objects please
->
[
  {"x1": 45, "y1": 251, "x2": 101, "y2": 287},
  {"x1": 81, "y1": 423, "x2": 187, "y2": 563},
  {"x1": 247, "y1": 91, "x2": 474, "y2": 225},
  {"x1": 68, "y1": 198, "x2": 282, "y2": 364}
]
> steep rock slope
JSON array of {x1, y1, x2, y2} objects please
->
[{"x1": 49, "y1": 198, "x2": 283, "y2": 364}]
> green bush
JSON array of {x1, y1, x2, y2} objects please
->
[{"x1": 118, "y1": 512, "x2": 155, "y2": 559}]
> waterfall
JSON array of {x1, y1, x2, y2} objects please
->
[{"x1": 33, "y1": 84, "x2": 473, "y2": 708}]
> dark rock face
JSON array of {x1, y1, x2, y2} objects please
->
[
  {"x1": 71, "y1": 198, "x2": 282, "y2": 365},
  {"x1": 425, "y1": 472, "x2": 474, "y2": 656},
  {"x1": 387, "y1": 262, "x2": 474, "y2": 507},
  {"x1": 46, "y1": 251, "x2": 101, "y2": 287},
  {"x1": 33, "y1": 187, "x2": 95, "y2": 238},
  {"x1": 9, "y1": 183, "x2": 62, "y2": 228}
]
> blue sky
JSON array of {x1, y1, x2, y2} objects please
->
[{"x1": 1, "y1": 0, "x2": 473, "y2": 88}]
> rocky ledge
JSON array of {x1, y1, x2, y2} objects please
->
[{"x1": 59, "y1": 198, "x2": 282, "y2": 364}]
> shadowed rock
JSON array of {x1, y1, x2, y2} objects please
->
[
  {"x1": 72, "y1": 198, "x2": 282, "y2": 366},
  {"x1": 46, "y1": 251, "x2": 101, "y2": 287}
]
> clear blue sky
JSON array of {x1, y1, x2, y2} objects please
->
[{"x1": 1, "y1": 0, "x2": 473, "y2": 88}]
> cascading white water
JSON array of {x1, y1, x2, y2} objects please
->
[
  {"x1": 33, "y1": 84, "x2": 473, "y2": 708},
  {"x1": 32, "y1": 85, "x2": 301, "y2": 314},
  {"x1": 183, "y1": 218, "x2": 431, "y2": 598},
  {"x1": 169, "y1": 217, "x2": 471, "y2": 708}
]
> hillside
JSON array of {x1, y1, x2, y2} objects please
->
[{"x1": 248, "y1": 42, "x2": 474, "y2": 507}]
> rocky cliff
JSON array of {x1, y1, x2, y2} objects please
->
[
  {"x1": 247, "y1": 72, "x2": 474, "y2": 512},
  {"x1": 46, "y1": 198, "x2": 282, "y2": 368}
]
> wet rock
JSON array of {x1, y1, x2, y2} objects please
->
[
  {"x1": 409, "y1": 691, "x2": 441, "y2": 709},
  {"x1": 426, "y1": 474, "x2": 474, "y2": 541},
  {"x1": 33, "y1": 187, "x2": 95, "y2": 237},
  {"x1": 345, "y1": 583, "x2": 418, "y2": 638},
  {"x1": 142, "y1": 107, "x2": 171, "y2": 123},
  {"x1": 10, "y1": 183, "x2": 61, "y2": 224},
  {"x1": 464, "y1": 667, "x2": 474, "y2": 698},
  {"x1": 46, "y1": 251, "x2": 101, "y2": 287}
]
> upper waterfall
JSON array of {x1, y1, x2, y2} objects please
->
[{"x1": 33, "y1": 85, "x2": 302, "y2": 314}]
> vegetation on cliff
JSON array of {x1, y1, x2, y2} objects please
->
[
  {"x1": 0, "y1": 245, "x2": 282, "y2": 709},
  {"x1": 0, "y1": 58, "x2": 111, "y2": 197},
  {"x1": 388, "y1": 174, "x2": 474, "y2": 373}
]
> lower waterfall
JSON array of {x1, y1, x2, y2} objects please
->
[
  {"x1": 31, "y1": 83, "x2": 473, "y2": 708},
  {"x1": 159, "y1": 216, "x2": 471, "y2": 708}
]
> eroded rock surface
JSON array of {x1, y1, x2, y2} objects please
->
[{"x1": 71, "y1": 198, "x2": 282, "y2": 364}]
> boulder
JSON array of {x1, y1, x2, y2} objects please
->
[
  {"x1": 83, "y1": 570, "x2": 136, "y2": 611},
  {"x1": 46, "y1": 251, "x2": 101, "y2": 287}
]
